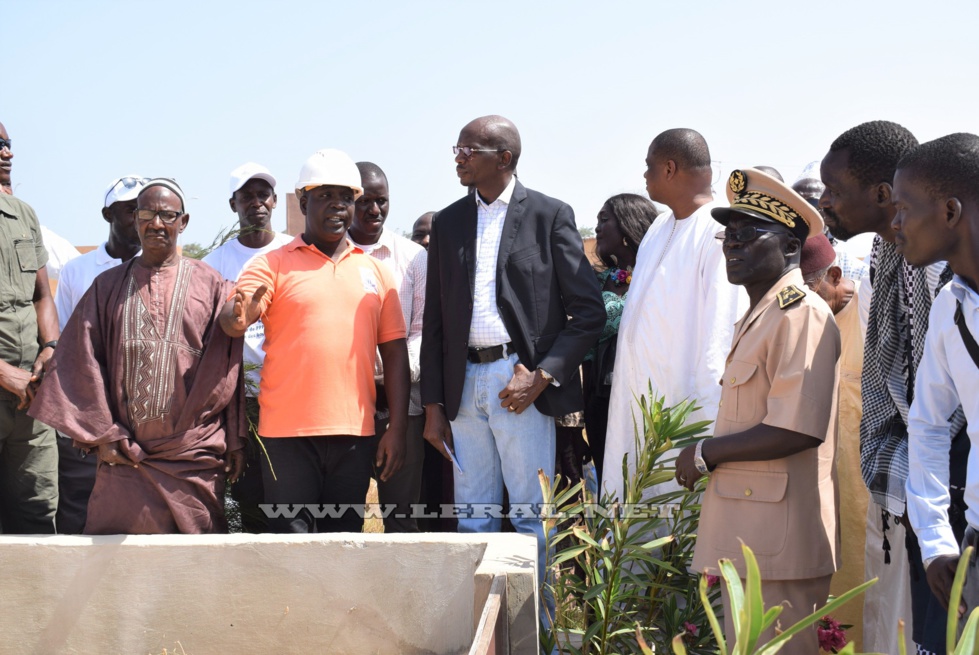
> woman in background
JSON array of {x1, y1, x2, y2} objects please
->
[{"x1": 579, "y1": 193, "x2": 657, "y2": 491}]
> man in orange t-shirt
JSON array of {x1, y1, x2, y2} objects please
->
[{"x1": 220, "y1": 149, "x2": 409, "y2": 533}]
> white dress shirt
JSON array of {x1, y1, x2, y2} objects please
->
[
  {"x1": 54, "y1": 242, "x2": 130, "y2": 331},
  {"x1": 468, "y1": 175, "x2": 516, "y2": 348},
  {"x1": 350, "y1": 228, "x2": 427, "y2": 416},
  {"x1": 907, "y1": 276, "x2": 979, "y2": 562}
]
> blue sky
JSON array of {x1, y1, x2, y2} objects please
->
[{"x1": 4, "y1": 0, "x2": 978, "y2": 254}]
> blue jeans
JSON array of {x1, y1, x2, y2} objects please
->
[{"x1": 451, "y1": 353, "x2": 556, "y2": 588}]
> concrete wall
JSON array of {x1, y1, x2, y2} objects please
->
[{"x1": 0, "y1": 532, "x2": 538, "y2": 655}]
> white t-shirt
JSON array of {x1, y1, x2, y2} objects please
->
[
  {"x1": 203, "y1": 233, "x2": 293, "y2": 396},
  {"x1": 55, "y1": 242, "x2": 133, "y2": 331},
  {"x1": 40, "y1": 225, "x2": 80, "y2": 281}
]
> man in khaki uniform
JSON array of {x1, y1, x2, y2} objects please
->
[{"x1": 676, "y1": 168, "x2": 841, "y2": 654}]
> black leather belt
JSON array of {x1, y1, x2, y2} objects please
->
[{"x1": 467, "y1": 343, "x2": 514, "y2": 364}]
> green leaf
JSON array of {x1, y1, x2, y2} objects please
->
[
  {"x1": 572, "y1": 526, "x2": 601, "y2": 549},
  {"x1": 949, "y1": 546, "x2": 974, "y2": 655},
  {"x1": 699, "y1": 574, "x2": 728, "y2": 655},
  {"x1": 671, "y1": 632, "x2": 689, "y2": 655},
  {"x1": 952, "y1": 606, "x2": 979, "y2": 655},
  {"x1": 583, "y1": 583, "x2": 608, "y2": 601},
  {"x1": 719, "y1": 559, "x2": 746, "y2": 654},
  {"x1": 583, "y1": 620, "x2": 604, "y2": 645},
  {"x1": 551, "y1": 544, "x2": 589, "y2": 568},
  {"x1": 756, "y1": 578, "x2": 877, "y2": 654},
  {"x1": 741, "y1": 543, "x2": 767, "y2": 654}
]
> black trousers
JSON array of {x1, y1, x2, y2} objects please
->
[
  {"x1": 260, "y1": 435, "x2": 377, "y2": 533},
  {"x1": 229, "y1": 397, "x2": 267, "y2": 533},
  {"x1": 55, "y1": 435, "x2": 97, "y2": 534}
]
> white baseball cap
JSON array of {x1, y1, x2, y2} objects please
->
[
  {"x1": 103, "y1": 175, "x2": 148, "y2": 208},
  {"x1": 229, "y1": 162, "x2": 276, "y2": 198}
]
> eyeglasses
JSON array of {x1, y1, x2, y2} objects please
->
[
  {"x1": 105, "y1": 176, "x2": 150, "y2": 205},
  {"x1": 0, "y1": 138, "x2": 11, "y2": 152},
  {"x1": 803, "y1": 273, "x2": 826, "y2": 291},
  {"x1": 452, "y1": 146, "x2": 501, "y2": 158},
  {"x1": 714, "y1": 226, "x2": 785, "y2": 243},
  {"x1": 134, "y1": 209, "x2": 184, "y2": 224}
]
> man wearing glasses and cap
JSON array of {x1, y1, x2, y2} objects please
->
[
  {"x1": 203, "y1": 163, "x2": 291, "y2": 533},
  {"x1": 676, "y1": 169, "x2": 841, "y2": 653},
  {"x1": 0, "y1": 119, "x2": 59, "y2": 533},
  {"x1": 31, "y1": 178, "x2": 247, "y2": 534},
  {"x1": 51, "y1": 174, "x2": 147, "y2": 533}
]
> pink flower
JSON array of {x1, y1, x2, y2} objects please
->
[
  {"x1": 683, "y1": 621, "x2": 698, "y2": 637},
  {"x1": 705, "y1": 574, "x2": 720, "y2": 588},
  {"x1": 817, "y1": 615, "x2": 848, "y2": 653},
  {"x1": 616, "y1": 269, "x2": 628, "y2": 283}
]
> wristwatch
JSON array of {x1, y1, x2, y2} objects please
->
[
  {"x1": 42, "y1": 340, "x2": 58, "y2": 351},
  {"x1": 694, "y1": 440, "x2": 710, "y2": 475},
  {"x1": 537, "y1": 368, "x2": 555, "y2": 385}
]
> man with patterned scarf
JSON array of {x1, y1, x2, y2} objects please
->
[{"x1": 820, "y1": 121, "x2": 967, "y2": 655}]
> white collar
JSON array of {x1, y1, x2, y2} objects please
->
[
  {"x1": 349, "y1": 227, "x2": 394, "y2": 253},
  {"x1": 951, "y1": 275, "x2": 979, "y2": 306},
  {"x1": 476, "y1": 175, "x2": 516, "y2": 209}
]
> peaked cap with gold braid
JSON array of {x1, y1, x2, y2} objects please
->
[{"x1": 711, "y1": 167, "x2": 824, "y2": 243}]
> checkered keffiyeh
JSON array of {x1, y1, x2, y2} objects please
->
[{"x1": 860, "y1": 237, "x2": 964, "y2": 514}]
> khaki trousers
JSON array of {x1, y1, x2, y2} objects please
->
[{"x1": 721, "y1": 574, "x2": 832, "y2": 655}]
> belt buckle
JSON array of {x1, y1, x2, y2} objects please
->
[{"x1": 469, "y1": 344, "x2": 504, "y2": 364}]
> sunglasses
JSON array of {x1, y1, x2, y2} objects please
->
[
  {"x1": 0, "y1": 138, "x2": 11, "y2": 152},
  {"x1": 714, "y1": 225, "x2": 786, "y2": 243},
  {"x1": 105, "y1": 176, "x2": 150, "y2": 205}
]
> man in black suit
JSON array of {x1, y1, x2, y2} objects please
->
[{"x1": 421, "y1": 114, "x2": 604, "y2": 597}]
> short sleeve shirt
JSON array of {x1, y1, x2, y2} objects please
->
[
  {"x1": 0, "y1": 195, "x2": 49, "y2": 369},
  {"x1": 692, "y1": 268, "x2": 841, "y2": 580},
  {"x1": 235, "y1": 236, "x2": 406, "y2": 437}
]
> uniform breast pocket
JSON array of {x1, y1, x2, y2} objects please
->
[
  {"x1": 710, "y1": 468, "x2": 789, "y2": 556},
  {"x1": 11, "y1": 239, "x2": 38, "y2": 299},
  {"x1": 723, "y1": 360, "x2": 759, "y2": 424},
  {"x1": 14, "y1": 239, "x2": 38, "y2": 272}
]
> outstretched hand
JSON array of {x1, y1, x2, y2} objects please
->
[{"x1": 221, "y1": 284, "x2": 268, "y2": 336}]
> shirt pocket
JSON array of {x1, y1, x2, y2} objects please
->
[
  {"x1": 12, "y1": 238, "x2": 38, "y2": 298},
  {"x1": 710, "y1": 467, "x2": 789, "y2": 556},
  {"x1": 14, "y1": 239, "x2": 38, "y2": 272},
  {"x1": 723, "y1": 360, "x2": 759, "y2": 423}
]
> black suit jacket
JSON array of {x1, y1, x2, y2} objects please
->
[{"x1": 421, "y1": 180, "x2": 604, "y2": 420}]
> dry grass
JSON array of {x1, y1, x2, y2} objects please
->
[{"x1": 363, "y1": 479, "x2": 384, "y2": 533}]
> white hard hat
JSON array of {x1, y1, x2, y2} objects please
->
[{"x1": 294, "y1": 149, "x2": 363, "y2": 200}]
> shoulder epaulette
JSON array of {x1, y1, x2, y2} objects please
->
[{"x1": 776, "y1": 284, "x2": 806, "y2": 310}]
